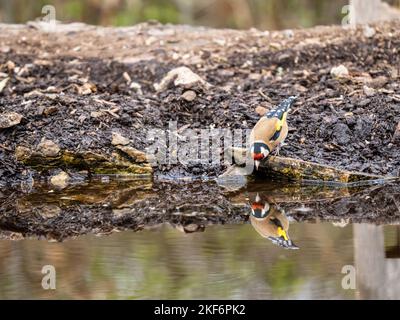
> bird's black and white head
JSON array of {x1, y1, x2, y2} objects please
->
[
  {"x1": 250, "y1": 193, "x2": 271, "y2": 218},
  {"x1": 250, "y1": 142, "x2": 270, "y2": 170}
]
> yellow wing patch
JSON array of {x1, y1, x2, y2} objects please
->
[{"x1": 274, "y1": 112, "x2": 287, "y2": 131}]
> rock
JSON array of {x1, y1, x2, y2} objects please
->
[
  {"x1": 0, "y1": 77, "x2": 9, "y2": 93},
  {"x1": 255, "y1": 106, "x2": 267, "y2": 116},
  {"x1": 154, "y1": 66, "x2": 211, "y2": 91},
  {"x1": 363, "y1": 85, "x2": 376, "y2": 97},
  {"x1": 283, "y1": 29, "x2": 294, "y2": 38},
  {"x1": 116, "y1": 145, "x2": 148, "y2": 163},
  {"x1": 77, "y1": 82, "x2": 97, "y2": 95},
  {"x1": 50, "y1": 171, "x2": 70, "y2": 189},
  {"x1": 129, "y1": 82, "x2": 143, "y2": 94},
  {"x1": 90, "y1": 111, "x2": 105, "y2": 118},
  {"x1": 37, "y1": 138, "x2": 60, "y2": 157},
  {"x1": 181, "y1": 90, "x2": 197, "y2": 102},
  {"x1": 333, "y1": 123, "x2": 351, "y2": 145},
  {"x1": 0, "y1": 112, "x2": 23, "y2": 129},
  {"x1": 15, "y1": 146, "x2": 32, "y2": 161},
  {"x1": 44, "y1": 106, "x2": 58, "y2": 116},
  {"x1": 5, "y1": 60, "x2": 15, "y2": 72},
  {"x1": 330, "y1": 65, "x2": 349, "y2": 78},
  {"x1": 363, "y1": 25, "x2": 376, "y2": 38},
  {"x1": 112, "y1": 132, "x2": 130, "y2": 146}
]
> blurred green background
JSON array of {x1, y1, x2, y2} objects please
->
[{"x1": 0, "y1": 0, "x2": 398, "y2": 30}]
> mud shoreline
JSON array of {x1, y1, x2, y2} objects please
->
[{"x1": 0, "y1": 21, "x2": 400, "y2": 240}]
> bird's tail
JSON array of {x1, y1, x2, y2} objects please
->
[{"x1": 279, "y1": 95, "x2": 298, "y2": 112}]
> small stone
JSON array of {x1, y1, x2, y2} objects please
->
[
  {"x1": 112, "y1": 132, "x2": 130, "y2": 146},
  {"x1": 15, "y1": 146, "x2": 32, "y2": 161},
  {"x1": 0, "y1": 112, "x2": 23, "y2": 128},
  {"x1": 116, "y1": 145, "x2": 148, "y2": 163},
  {"x1": 333, "y1": 123, "x2": 351, "y2": 145},
  {"x1": 363, "y1": 25, "x2": 376, "y2": 38},
  {"x1": 129, "y1": 82, "x2": 143, "y2": 94},
  {"x1": 44, "y1": 106, "x2": 58, "y2": 116},
  {"x1": 37, "y1": 138, "x2": 60, "y2": 157},
  {"x1": 154, "y1": 66, "x2": 211, "y2": 91},
  {"x1": 0, "y1": 77, "x2": 8, "y2": 91},
  {"x1": 283, "y1": 29, "x2": 294, "y2": 38},
  {"x1": 255, "y1": 106, "x2": 267, "y2": 116},
  {"x1": 78, "y1": 82, "x2": 97, "y2": 95},
  {"x1": 50, "y1": 171, "x2": 70, "y2": 190},
  {"x1": 181, "y1": 90, "x2": 197, "y2": 102},
  {"x1": 90, "y1": 111, "x2": 105, "y2": 118},
  {"x1": 363, "y1": 85, "x2": 375, "y2": 97},
  {"x1": 330, "y1": 65, "x2": 349, "y2": 78}
]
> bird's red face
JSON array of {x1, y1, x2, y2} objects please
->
[
  {"x1": 252, "y1": 152, "x2": 265, "y2": 161},
  {"x1": 250, "y1": 142, "x2": 270, "y2": 170}
]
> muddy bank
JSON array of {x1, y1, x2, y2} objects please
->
[
  {"x1": 0, "y1": 179, "x2": 399, "y2": 241},
  {"x1": 0, "y1": 21, "x2": 400, "y2": 187}
]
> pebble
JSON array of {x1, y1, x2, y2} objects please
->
[
  {"x1": 0, "y1": 112, "x2": 23, "y2": 129},
  {"x1": 181, "y1": 90, "x2": 197, "y2": 102},
  {"x1": 154, "y1": 66, "x2": 211, "y2": 91},
  {"x1": 363, "y1": 25, "x2": 376, "y2": 38},
  {"x1": 330, "y1": 65, "x2": 349, "y2": 78},
  {"x1": 363, "y1": 85, "x2": 375, "y2": 97},
  {"x1": 111, "y1": 132, "x2": 130, "y2": 146},
  {"x1": 37, "y1": 138, "x2": 60, "y2": 157},
  {"x1": 50, "y1": 171, "x2": 70, "y2": 190}
]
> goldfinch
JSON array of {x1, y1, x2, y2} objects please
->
[
  {"x1": 249, "y1": 193, "x2": 298, "y2": 249},
  {"x1": 250, "y1": 96, "x2": 297, "y2": 169}
]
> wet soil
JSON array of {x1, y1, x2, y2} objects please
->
[
  {"x1": 0, "y1": 179, "x2": 399, "y2": 241},
  {"x1": 0, "y1": 21, "x2": 400, "y2": 187}
]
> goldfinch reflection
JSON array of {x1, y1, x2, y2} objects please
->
[{"x1": 249, "y1": 193, "x2": 298, "y2": 250}]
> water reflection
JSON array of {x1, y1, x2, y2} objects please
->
[
  {"x1": 0, "y1": 179, "x2": 400, "y2": 299},
  {"x1": 249, "y1": 193, "x2": 298, "y2": 249}
]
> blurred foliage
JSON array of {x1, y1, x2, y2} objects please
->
[
  {"x1": 1, "y1": 0, "x2": 399, "y2": 29},
  {"x1": 0, "y1": 0, "x2": 387, "y2": 30}
]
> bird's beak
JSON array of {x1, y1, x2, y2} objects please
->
[{"x1": 255, "y1": 160, "x2": 260, "y2": 170}]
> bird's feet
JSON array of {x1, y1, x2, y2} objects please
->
[{"x1": 273, "y1": 142, "x2": 287, "y2": 156}]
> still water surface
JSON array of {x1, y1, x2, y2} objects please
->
[{"x1": 1, "y1": 221, "x2": 399, "y2": 299}]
